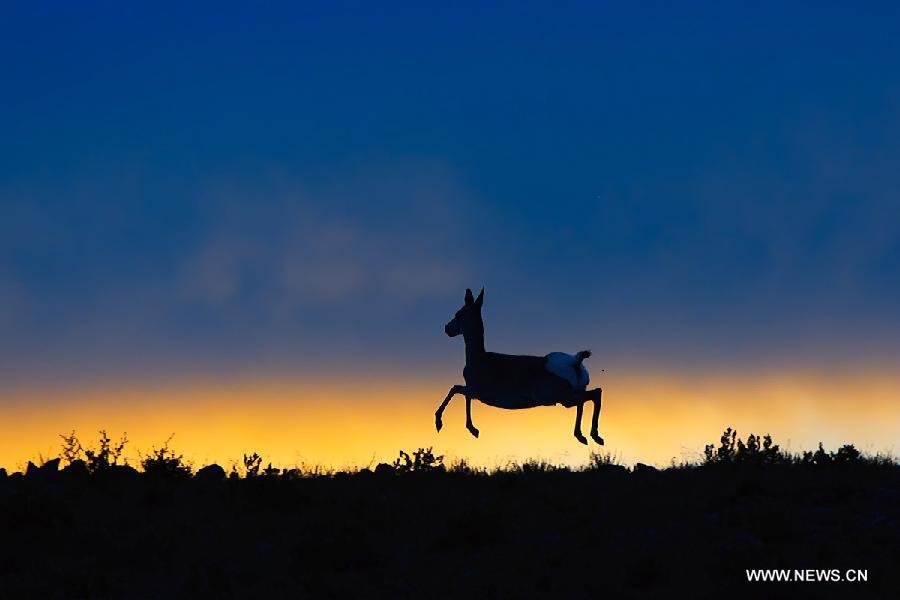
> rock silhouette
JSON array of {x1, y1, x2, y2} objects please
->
[{"x1": 196, "y1": 463, "x2": 226, "y2": 481}]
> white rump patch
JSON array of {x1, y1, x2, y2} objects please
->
[{"x1": 545, "y1": 352, "x2": 590, "y2": 390}]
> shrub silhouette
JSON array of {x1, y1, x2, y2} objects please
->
[
  {"x1": 392, "y1": 447, "x2": 445, "y2": 473},
  {"x1": 141, "y1": 435, "x2": 192, "y2": 478},
  {"x1": 703, "y1": 427, "x2": 783, "y2": 465},
  {"x1": 833, "y1": 443, "x2": 863, "y2": 464},
  {"x1": 702, "y1": 427, "x2": 877, "y2": 469},
  {"x1": 243, "y1": 452, "x2": 263, "y2": 477},
  {"x1": 802, "y1": 442, "x2": 832, "y2": 465},
  {"x1": 59, "y1": 429, "x2": 129, "y2": 473},
  {"x1": 59, "y1": 430, "x2": 82, "y2": 465},
  {"x1": 801, "y1": 441, "x2": 864, "y2": 466}
]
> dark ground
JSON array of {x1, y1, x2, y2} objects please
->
[{"x1": 0, "y1": 457, "x2": 897, "y2": 599}]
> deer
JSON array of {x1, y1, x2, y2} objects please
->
[{"x1": 436, "y1": 288, "x2": 604, "y2": 445}]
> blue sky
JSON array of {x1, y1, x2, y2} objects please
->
[{"x1": 3, "y1": 2, "x2": 900, "y2": 383}]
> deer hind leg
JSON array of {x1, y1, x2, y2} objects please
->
[
  {"x1": 573, "y1": 402, "x2": 588, "y2": 445},
  {"x1": 436, "y1": 385, "x2": 467, "y2": 432},
  {"x1": 465, "y1": 395, "x2": 479, "y2": 438},
  {"x1": 589, "y1": 387, "x2": 604, "y2": 445}
]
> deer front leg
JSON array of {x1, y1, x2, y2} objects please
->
[
  {"x1": 589, "y1": 387, "x2": 604, "y2": 445},
  {"x1": 465, "y1": 395, "x2": 479, "y2": 438},
  {"x1": 573, "y1": 401, "x2": 588, "y2": 445},
  {"x1": 436, "y1": 385, "x2": 467, "y2": 432}
]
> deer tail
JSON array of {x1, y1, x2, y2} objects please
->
[{"x1": 575, "y1": 350, "x2": 592, "y2": 364}]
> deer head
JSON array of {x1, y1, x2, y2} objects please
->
[{"x1": 444, "y1": 288, "x2": 484, "y2": 338}]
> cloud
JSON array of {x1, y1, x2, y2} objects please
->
[
  {"x1": 179, "y1": 161, "x2": 477, "y2": 324},
  {"x1": 0, "y1": 159, "x2": 493, "y2": 382},
  {"x1": 181, "y1": 239, "x2": 252, "y2": 306}
]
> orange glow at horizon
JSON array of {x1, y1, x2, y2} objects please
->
[{"x1": 1, "y1": 370, "x2": 898, "y2": 472}]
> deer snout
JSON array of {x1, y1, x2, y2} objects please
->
[{"x1": 445, "y1": 320, "x2": 461, "y2": 337}]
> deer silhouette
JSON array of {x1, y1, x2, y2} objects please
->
[{"x1": 437, "y1": 288, "x2": 604, "y2": 445}]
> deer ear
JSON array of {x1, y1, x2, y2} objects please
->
[
  {"x1": 465, "y1": 288, "x2": 474, "y2": 305},
  {"x1": 475, "y1": 288, "x2": 484, "y2": 307}
]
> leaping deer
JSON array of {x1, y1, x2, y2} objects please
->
[{"x1": 436, "y1": 288, "x2": 604, "y2": 445}]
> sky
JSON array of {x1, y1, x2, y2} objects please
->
[{"x1": 1, "y1": 2, "x2": 899, "y2": 468}]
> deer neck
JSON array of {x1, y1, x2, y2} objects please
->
[{"x1": 463, "y1": 325, "x2": 485, "y2": 363}]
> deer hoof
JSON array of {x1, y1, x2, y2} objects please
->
[
  {"x1": 592, "y1": 433, "x2": 605, "y2": 445},
  {"x1": 467, "y1": 426, "x2": 479, "y2": 438},
  {"x1": 575, "y1": 432, "x2": 588, "y2": 445}
]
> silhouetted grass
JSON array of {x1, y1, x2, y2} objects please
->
[
  {"x1": 22, "y1": 428, "x2": 895, "y2": 480},
  {"x1": 0, "y1": 428, "x2": 896, "y2": 598}
]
